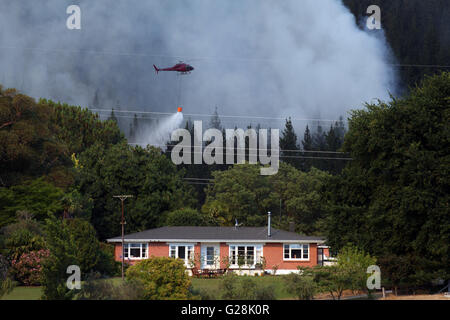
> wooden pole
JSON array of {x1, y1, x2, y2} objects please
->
[{"x1": 113, "y1": 195, "x2": 133, "y2": 280}]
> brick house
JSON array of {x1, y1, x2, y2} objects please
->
[{"x1": 107, "y1": 215, "x2": 332, "y2": 275}]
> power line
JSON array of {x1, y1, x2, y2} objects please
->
[
  {"x1": 2, "y1": 46, "x2": 450, "y2": 69},
  {"x1": 91, "y1": 107, "x2": 348, "y2": 123},
  {"x1": 145, "y1": 148, "x2": 353, "y2": 160},
  {"x1": 130, "y1": 143, "x2": 349, "y2": 154},
  {"x1": 109, "y1": 114, "x2": 340, "y2": 128}
]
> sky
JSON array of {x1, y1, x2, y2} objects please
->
[{"x1": 0, "y1": 0, "x2": 397, "y2": 132}]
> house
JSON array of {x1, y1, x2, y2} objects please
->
[{"x1": 107, "y1": 214, "x2": 332, "y2": 275}]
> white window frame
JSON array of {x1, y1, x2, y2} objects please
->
[
  {"x1": 123, "y1": 243, "x2": 148, "y2": 260},
  {"x1": 168, "y1": 243, "x2": 195, "y2": 267},
  {"x1": 228, "y1": 244, "x2": 263, "y2": 268},
  {"x1": 201, "y1": 244, "x2": 220, "y2": 269},
  {"x1": 283, "y1": 243, "x2": 310, "y2": 261}
]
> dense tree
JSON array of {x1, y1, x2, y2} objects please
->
[
  {"x1": 77, "y1": 142, "x2": 197, "y2": 239},
  {"x1": 325, "y1": 72, "x2": 450, "y2": 284},
  {"x1": 165, "y1": 208, "x2": 212, "y2": 226},
  {"x1": 0, "y1": 178, "x2": 64, "y2": 227},
  {"x1": 41, "y1": 215, "x2": 115, "y2": 299},
  {"x1": 0, "y1": 91, "x2": 68, "y2": 186},
  {"x1": 202, "y1": 164, "x2": 271, "y2": 226},
  {"x1": 0, "y1": 89, "x2": 124, "y2": 188},
  {"x1": 41, "y1": 215, "x2": 79, "y2": 300},
  {"x1": 202, "y1": 163, "x2": 331, "y2": 234},
  {"x1": 0, "y1": 211, "x2": 46, "y2": 262},
  {"x1": 269, "y1": 166, "x2": 332, "y2": 235},
  {"x1": 298, "y1": 120, "x2": 347, "y2": 173},
  {"x1": 46, "y1": 99, "x2": 124, "y2": 155}
]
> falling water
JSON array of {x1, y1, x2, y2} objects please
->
[{"x1": 139, "y1": 111, "x2": 184, "y2": 149}]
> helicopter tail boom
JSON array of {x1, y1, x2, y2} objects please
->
[{"x1": 153, "y1": 64, "x2": 159, "y2": 74}]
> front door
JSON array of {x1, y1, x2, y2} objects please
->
[{"x1": 201, "y1": 244, "x2": 220, "y2": 269}]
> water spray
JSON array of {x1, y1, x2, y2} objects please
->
[{"x1": 137, "y1": 107, "x2": 184, "y2": 149}]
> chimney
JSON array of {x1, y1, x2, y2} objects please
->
[
  {"x1": 267, "y1": 212, "x2": 271, "y2": 237},
  {"x1": 289, "y1": 221, "x2": 295, "y2": 233}
]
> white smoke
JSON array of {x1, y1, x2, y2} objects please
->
[{"x1": 0, "y1": 0, "x2": 397, "y2": 133}]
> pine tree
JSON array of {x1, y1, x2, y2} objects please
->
[
  {"x1": 325, "y1": 125, "x2": 340, "y2": 151},
  {"x1": 209, "y1": 106, "x2": 222, "y2": 130},
  {"x1": 132, "y1": 114, "x2": 139, "y2": 138},
  {"x1": 312, "y1": 124, "x2": 326, "y2": 151},
  {"x1": 280, "y1": 118, "x2": 300, "y2": 168},
  {"x1": 108, "y1": 108, "x2": 118, "y2": 123},
  {"x1": 92, "y1": 89, "x2": 99, "y2": 108},
  {"x1": 302, "y1": 125, "x2": 313, "y2": 150},
  {"x1": 129, "y1": 123, "x2": 134, "y2": 142}
]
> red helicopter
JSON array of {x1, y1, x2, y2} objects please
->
[{"x1": 153, "y1": 62, "x2": 194, "y2": 74}]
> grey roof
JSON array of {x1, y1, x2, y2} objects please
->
[{"x1": 107, "y1": 226, "x2": 325, "y2": 243}]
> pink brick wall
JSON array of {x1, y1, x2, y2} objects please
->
[
  {"x1": 113, "y1": 241, "x2": 320, "y2": 269},
  {"x1": 263, "y1": 243, "x2": 318, "y2": 270}
]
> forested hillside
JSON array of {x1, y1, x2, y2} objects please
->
[
  {"x1": 0, "y1": 87, "x2": 197, "y2": 239},
  {"x1": 343, "y1": 0, "x2": 450, "y2": 89}
]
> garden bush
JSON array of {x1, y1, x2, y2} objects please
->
[
  {"x1": 10, "y1": 249, "x2": 50, "y2": 285},
  {"x1": 126, "y1": 256, "x2": 192, "y2": 300}
]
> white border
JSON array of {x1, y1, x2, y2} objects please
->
[{"x1": 282, "y1": 243, "x2": 310, "y2": 261}]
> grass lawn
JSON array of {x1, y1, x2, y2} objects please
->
[
  {"x1": 106, "y1": 276, "x2": 294, "y2": 299},
  {"x1": 191, "y1": 275, "x2": 294, "y2": 300},
  {"x1": 0, "y1": 276, "x2": 293, "y2": 300},
  {"x1": 1, "y1": 286, "x2": 42, "y2": 300}
]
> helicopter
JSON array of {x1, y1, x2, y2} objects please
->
[{"x1": 153, "y1": 62, "x2": 194, "y2": 74}]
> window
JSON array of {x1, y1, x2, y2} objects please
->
[
  {"x1": 230, "y1": 246, "x2": 236, "y2": 265},
  {"x1": 283, "y1": 244, "x2": 309, "y2": 260},
  {"x1": 206, "y1": 247, "x2": 215, "y2": 265},
  {"x1": 123, "y1": 243, "x2": 148, "y2": 259},
  {"x1": 229, "y1": 245, "x2": 262, "y2": 267},
  {"x1": 169, "y1": 244, "x2": 194, "y2": 266}
]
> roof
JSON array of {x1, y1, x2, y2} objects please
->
[{"x1": 106, "y1": 226, "x2": 325, "y2": 243}]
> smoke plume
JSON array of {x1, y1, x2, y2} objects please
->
[{"x1": 0, "y1": 0, "x2": 397, "y2": 134}]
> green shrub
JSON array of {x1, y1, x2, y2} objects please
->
[
  {"x1": 220, "y1": 274, "x2": 276, "y2": 300},
  {"x1": 75, "y1": 273, "x2": 144, "y2": 300},
  {"x1": 0, "y1": 254, "x2": 14, "y2": 297},
  {"x1": 284, "y1": 272, "x2": 317, "y2": 300},
  {"x1": 126, "y1": 256, "x2": 192, "y2": 300}
]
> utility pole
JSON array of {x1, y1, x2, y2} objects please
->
[{"x1": 113, "y1": 195, "x2": 133, "y2": 280}]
